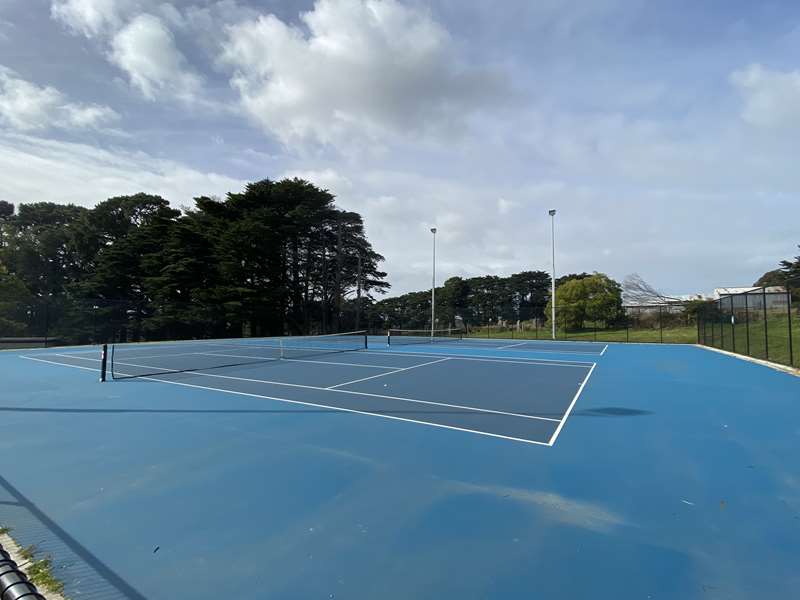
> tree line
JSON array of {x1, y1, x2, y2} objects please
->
[
  {"x1": 3, "y1": 178, "x2": 796, "y2": 345},
  {"x1": 372, "y1": 271, "x2": 630, "y2": 331},
  {"x1": 0, "y1": 179, "x2": 387, "y2": 343}
]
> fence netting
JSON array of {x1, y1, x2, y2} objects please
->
[{"x1": 697, "y1": 287, "x2": 796, "y2": 368}]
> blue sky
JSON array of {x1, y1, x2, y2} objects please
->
[{"x1": 1, "y1": 0, "x2": 798, "y2": 296}]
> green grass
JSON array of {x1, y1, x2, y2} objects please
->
[
  {"x1": 0, "y1": 525, "x2": 12, "y2": 535},
  {"x1": 466, "y1": 324, "x2": 699, "y2": 344},
  {"x1": 702, "y1": 314, "x2": 798, "y2": 368},
  {"x1": 12, "y1": 543, "x2": 67, "y2": 598},
  {"x1": 26, "y1": 555, "x2": 66, "y2": 597},
  {"x1": 468, "y1": 315, "x2": 798, "y2": 368}
]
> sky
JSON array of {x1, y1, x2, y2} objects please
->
[{"x1": 0, "y1": 0, "x2": 799, "y2": 297}]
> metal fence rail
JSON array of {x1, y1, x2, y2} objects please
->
[
  {"x1": 468, "y1": 302, "x2": 701, "y2": 344},
  {"x1": 697, "y1": 287, "x2": 796, "y2": 368}
]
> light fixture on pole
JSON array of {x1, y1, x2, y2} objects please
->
[
  {"x1": 431, "y1": 227, "x2": 437, "y2": 338},
  {"x1": 549, "y1": 209, "x2": 557, "y2": 340}
]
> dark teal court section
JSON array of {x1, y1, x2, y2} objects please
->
[{"x1": 0, "y1": 340, "x2": 799, "y2": 599}]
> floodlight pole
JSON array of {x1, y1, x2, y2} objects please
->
[
  {"x1": 431, "y1": 227, "x2": 437, "y2": 338},
  {"x1": 355, "y1": 252, "x2": 362, "y2": 331},
  {"x1": 549, "y1": 209, "x2": 557, "y2": 340}
]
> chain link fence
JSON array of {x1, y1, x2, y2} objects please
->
[
  {"x1": 697, "y1": 287, "x2": 797, "y2": 368},
  {"x1": 0, "y1": 297, "x2": 279, "y2": 349},
  {"x1": 467, "y1": 302, "x2": 701, "y2": 344}
]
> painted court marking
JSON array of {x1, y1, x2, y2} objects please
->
[
  {"x1": 200, "y1": 352, "x2": 403, "y2": 371},
  {"x1": 37, "y1": 354, "x2": 566, "y2": 423},
  {"x1": 21, "y1": 351, "x2": 597, "y2": 445},
  {"x1": 326, "y1": 358, "x2": 450, "y2": 389},
  {"x1": 362, "y1": 348, "x2": 595, "y2": 368},
  {"x1": 496, "y1": 342, "x2": 528, "y2": 349},
  {"x1": 548, "y1": 362, "x2": 597, "y2": 446},
  {"x1": 407, "y1": 341, "x2": 607, "y2": 355},
  {"x1": 52, "y1": 345, "x2": 595, "y2": 368}
]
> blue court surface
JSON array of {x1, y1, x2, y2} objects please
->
[{"x1": 1, "y1": 336, "x2": 799, "y2": 599}]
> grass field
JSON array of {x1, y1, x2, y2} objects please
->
[
  {"x1": 466, "y1": 323, "x2": 699, "y2": 344},
  {"x1": 700, "y1": 314, "x2": 799, "y2": 368},
  {"x1": 467, "y1": 316, "x2": 798, "y2": 368}
]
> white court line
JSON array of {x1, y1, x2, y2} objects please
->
[
  {"x1": 201, "y1": 352, "x2": 403, "y2": 370},
  {"x1": 496, "y1": 342, "x2": 528, "y2": 349},
  {"x1": 547, "y1": 362, "x2": 598, "y2": 446},
  {"x1": 600, "y1": 345, "x2": 608, "y2": 356},
  {"x1": 410, "y1": 340, "x2": 605, "y2": 355},
  {"x1": 453, "y1": 342, "x2": 606, "y2": 355},
  {"x1": 327, "y1": 358, "x2": 450, "y2": 389},
  {"x1": 18, "y1": 354, "x2": 556, "y2": 444},
  {"x1": 462, "y1": 337, "x2": 605, "y2": 346},
  {"x1": 60, "y1": 350, "x2": 409, "y2": 372},
  {"x1": 19, "y1": 356, "x2": 101, "y2": 374},
  {"x1": 48, "y1": 347, "x2": 596, "y2": 368},
  {"x1": 86, "y1": 356, "x2": 564, "y2": 423},
  {"x1": 362, "y1": 348, "x2": 595, "y2": 368}
]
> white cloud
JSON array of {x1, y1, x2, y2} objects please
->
[
  {"x1": 51, "y1": 2, "x2": 207, "y2": 103},
  {"x1": 497, "y1": 197, "x2": 518, "y2": 215},
  {"x1": 0, "y1": 66, "x2": 118, "y2": 131},
  {"x1": 220, "y1": 0, "x2": 508, "y2": 149},
  {"x1": 731, "y1": 64, "x2": 800, "y2": 131},
  {"x1": 110, "y1": 13, "x2": 203, "y2": 102},
  {"x1": 26, "y1": 1, "x2": 800, "y2": 296},
  {"x1": 0, "y1": 133, "x2": 244, "y2": 208},
  {"x1": 0, "y1": 18, "x2": 14, "y2": 42},
  {"x1": 279, "y1": 168, "x2": 353, "y2": 195},
  {"x1": 50, "y1": 0, "x2": 131, "y2": 38}
]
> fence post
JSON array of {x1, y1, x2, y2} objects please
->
[
  {"x1": 787, "y1": 290, "x2": 794, "y2": 367},
  {"x1": 696, "y1": 313, "x2": 700, "y2": 344},
  {"x1": 730, "y1": 295, "x2": 736, "y2": 354},
  {"x1": 711, "y1": 311, "x2": 715, "y2": 346},
  {"x1": 659, "y1": 305, "x2": 663, "y2": 343},
  {"x1": 762, "y1": 287, "x2": 769, "y2": 361},
  {"x1": 44, "y1": 297, "x2": 49, "y2": 348},
  {"x1": 720, "y1": 299, "x2": 726, "y2": 349},
  {"x1": 626, "y1": 313, "x2": 630, "y2": 343},
  {"x1": 703, "y1": 313, "x2": 707, "y2": 344},
  {"x1": 700, "y1": 313, "x2": 704, "y2": 344},
  {"x1": 744, "y1": 292, "x2": 750, "y2": 356}
]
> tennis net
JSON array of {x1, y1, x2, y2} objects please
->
[
  {"x1": 387, "y1": 328, "x2": 463, "y2": 346},
  {"x1": 107, "y1": 331, "x2": 368, "y2": 380}
]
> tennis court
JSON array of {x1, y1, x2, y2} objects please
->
[
  {"x1": 387, "y1": 328, "x2": 607, "y2": 355},
  {"x1": 22, "y1": 333, "x2": 596, "y2": 446},
  {"x1": 2, "y1": 336, "x2": 799, "y2": 599}
]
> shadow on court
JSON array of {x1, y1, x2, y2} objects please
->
[{"x1": 0, "y1": 474, "x2": 146, "y2": 600}]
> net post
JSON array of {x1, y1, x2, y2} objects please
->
[
  {"x1": 100, "y1": 344, "x2": 108, "y2": 382},
  {"x1": 363, "y1": 332, "x2": 368, "y2": 350},
  {"x1": 387, "y1": 330, "x2": 391, "y2": 346}
]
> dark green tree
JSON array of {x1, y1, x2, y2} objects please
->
[{"x1": 546, "y1": 272, "x2": 623, "y2": 330}]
